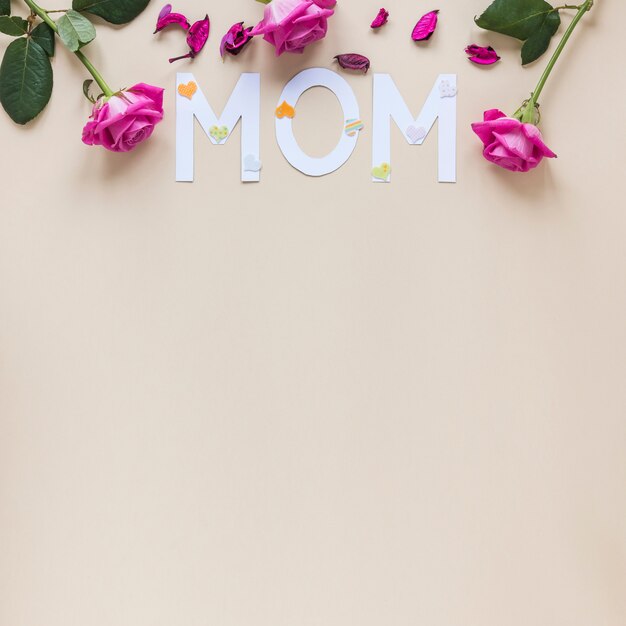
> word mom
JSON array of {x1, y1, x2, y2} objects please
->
[{"x1": 175, "y1": 68, "x2": 457, "y2": 184}]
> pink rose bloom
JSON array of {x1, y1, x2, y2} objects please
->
[
  {"x1": 251, "y1": 0, "x2": 335, "y2": 56},
  {"x1": 82, "y1": 83, "x2": 164, "y2": 153},
  {"x1": 471, "y1": 109, "x2": 556, "y2": 172}
]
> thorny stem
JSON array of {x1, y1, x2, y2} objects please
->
[
  {"x1": 21, "y1": 0, "x2": 115, "y2": 98},
  {"x1": 521, "y1": 0, "x2": 594, "y2": 122}
]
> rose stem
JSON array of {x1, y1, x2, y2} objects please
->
[
  {"x1": 524, "y1": 0, "x2": 594, "y2": 120},
  {"x1": 21, "y1": 0, "x2": 115, "y2": 98}
]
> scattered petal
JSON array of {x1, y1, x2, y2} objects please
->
[
  {"x1": 187, "y1": 15, "x2": 210, "y2": 55},
  {"x1": 412, "y1": 10, "x2": 439, "y2": 42},
  {"x1": 220, "y1": 21, "x2": 254, "y2": 58},
  {"x1": 169, "y1": 14, "x2": 210, "y2": 63},
  {"x1": 371, "y1": 8, "x2": 389, "y2": 29},
  {"x1": 334, "y1": 53, "x2": 370, "y2": 73},
  {"x1": 465, "y1": 44, "x2": 501, "y2": 65},
  {"x1": 158, "y1": 4, "x2": 171, "y2": 20},
  {"x1": 154, "y1": 4, "x2": 190, "y2": 33}
]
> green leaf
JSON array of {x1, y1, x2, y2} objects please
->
[
  {"x1": 72, "y1": 0, "x2": 150, "y2": 25},
  {"x1": 0, "y1": 15, "x2": 29, "y2": 36},
  {"x1": 31, "y1": 22, "x2": 56, "y2": 57},
  {"x1": 476, "y1": 0, "x2": 556, "y2": 39},
  {"x1": 57, "y1": 9, "x2": 96, "y2": 52},
  {"x1": 0, "y1": 0, "x2": 10, "y2": 17},
  {"x1": 475, "y1": 0, "x2": 561, "y2": 63},
  {"x1": 0, "y1": 37, "x2": 53, "y2": 124},
  {"x1": 521, "y1": 9, "x2": 560, "y2": 64}
]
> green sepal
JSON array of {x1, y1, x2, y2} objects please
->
[
  {"x1": 83, "y1": 78, "x2": 96, "y2": 102},
  {"x1": 0, "y1": 37, "x2": 53, "y2": 124},
  {"x1": 0, "y1": 15, "x2": 29, "y2": 36},
  {"x1": 72, "y1": 0, "x2": 150, "y2": 25},
  {"x1": 31, "y1": 22, "x2": 56, "y2": 57},
  {"x1": 57, "y1": 9, "x2": 96, "y2": 52}
]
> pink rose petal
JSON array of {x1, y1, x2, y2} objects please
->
[
  {"x1": 412, "y1": 9, "x2": 439, "y2": 42},
  {"x1": 371, "y1": 8, "x2": 389, "y2": 29},
  {"x1": 334, "y1": 53, "x2": 370, "y2": 73},
  {"x1": 465, "y1": 44, "x2": 500, "y2": 65},
  {"x1": 154, "y1": 4, "x2": 190, "y2": 33},
  {"x1": 187, "y1": 15, "x2": 210, "y2": 55},
  {"x1": 220, "y1": 21, "x2": 254, "y2": 58},
  {"x1": 169, "y1": 14, "x2": 210, "y2": 63},
  {"x1": 158, "y1": 4, "x2": 171, "y2": 20}
]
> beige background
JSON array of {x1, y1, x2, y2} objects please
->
[{"x1": 1, "y1": 1, "x2": 625, "y2": 625}]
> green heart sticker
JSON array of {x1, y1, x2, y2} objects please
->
[
  {"x1": 209, "y1": 125, "x2": 229, "y2": 143},
  {"x1": 372, "y1": 163, "x2": 391, "y2": 181}
]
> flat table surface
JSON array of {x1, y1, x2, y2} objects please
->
[{"x1": 1, "y1": 1, "x2": 625, "y2": 625}]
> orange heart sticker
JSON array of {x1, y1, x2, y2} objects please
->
[
  {"x1": 178, "y1": 81, "x2": 197, "y2": 100},
  {"x1": 275, "y1": 101, "x2": 295, "y2": 119}
]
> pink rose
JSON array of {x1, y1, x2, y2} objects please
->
[
  {"x1": 471, "y1": 109, "x2": 556, "y2": 172},
  {"x1": 251, "y1": 0, "x2": 335, "y2": 56},
  {"x1": 82, "y1": 83, "x2": 164, "y2": 153}
]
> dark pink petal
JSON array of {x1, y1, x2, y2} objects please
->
[
  {"x1": 154, "y1": 4, "x2": 190, "y2": 33},
  {"x1": 371, "y1": 8, "x2": 389, "y2": 29},
  {"x1": 465, "y1": 44, "x2": 500, "y2": 65},
  {"x1": 187, "y1": 15, "x2": 210, "y2": 55},
  {"x1": 220, "y1": 21, "x2": 254, "y2": 57},
  {"x1": 158, "y1": 4, "x2": 171, "y2": 20},
  {"x1": 412, "y1": 9, "x2": 438, "y2": 41},
  {"x1": 334, "y1": 53, "x2": 370, "y2": 73}
]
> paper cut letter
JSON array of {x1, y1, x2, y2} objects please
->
[
  {"x1": 176, "y1": 73, "x2": 261, "y2": 183},
  {"x1": 275, "y1": 68, "x2": 361, "y2": 177},
  {"x1": 372, "y1": 74, "x2": 457, "y2": 183}
]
